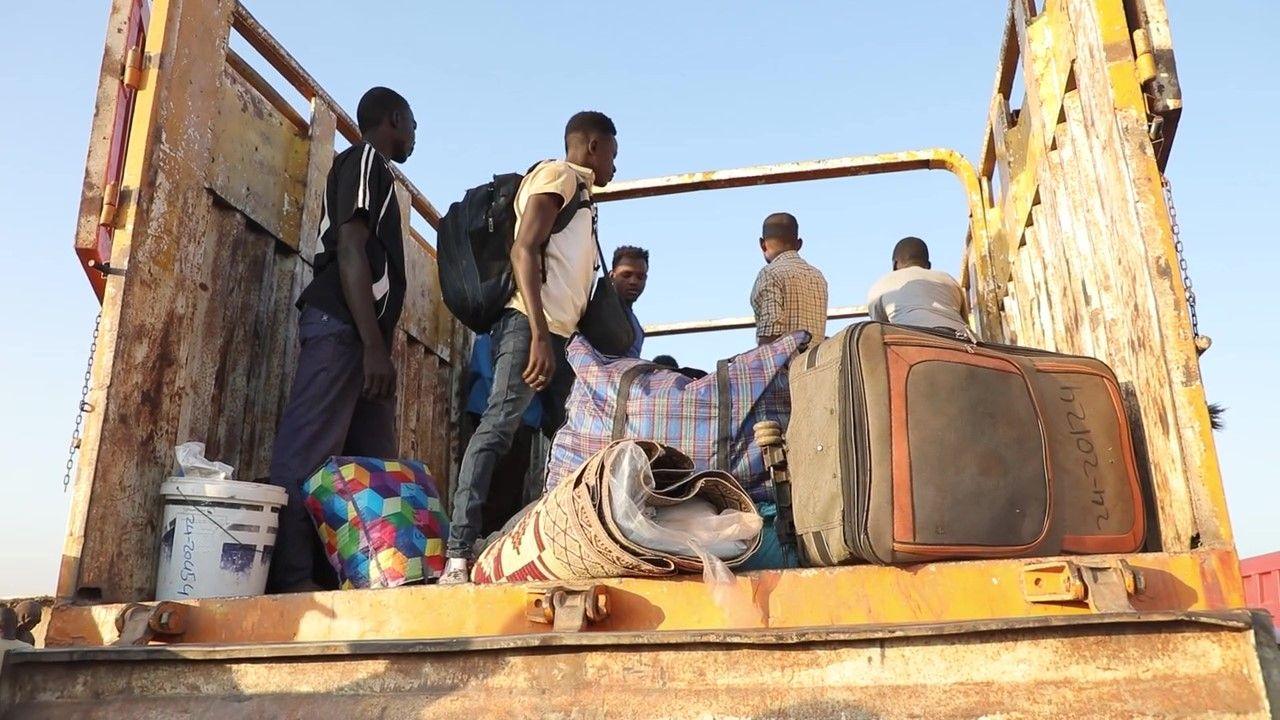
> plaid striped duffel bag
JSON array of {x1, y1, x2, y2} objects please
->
[{"x1": 544, "y1": 331, "x2": 809, "y2": 504}]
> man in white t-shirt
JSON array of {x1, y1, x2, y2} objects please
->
[
  {"x1": 866, "y1": 237, "x2": 971, "y2": 335},
  {"x1": 441, "y1": 111, "x2": 618, "y2": 584}
]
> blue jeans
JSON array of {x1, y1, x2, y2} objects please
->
[
  {"x1": 448, "y1": 310, "x2": 570, "y2": 558},
  {"x1": 737, "y1": 502, "x2": 801, "y2": 571}
]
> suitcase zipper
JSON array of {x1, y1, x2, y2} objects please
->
[{"x1": 843, "y1": 324, "x2": 877, "y2": 563}]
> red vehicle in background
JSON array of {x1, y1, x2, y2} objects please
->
[{"x1": 1242, "y1": 552, "x2": 1280, "y2": 630}]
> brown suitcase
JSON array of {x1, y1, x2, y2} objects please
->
[{"x1": 786, "y1": 322, "x2": 1146, "y2": 566}]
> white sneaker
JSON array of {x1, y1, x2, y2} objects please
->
[{"x1": 438, "y1": 558, "x2": 470, "y2": 585}]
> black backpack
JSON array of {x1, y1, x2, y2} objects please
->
[{"x1": 437, "y1": 162, "x2": 589, "y2": 333}]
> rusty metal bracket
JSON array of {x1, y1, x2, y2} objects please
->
[
  {"x1": 98, "y1": 181, "x2": 121, "y2": 228},
  {"x1": 122, "y1": 44, "x2": 144, "y2": 90},
  {"x1": 526, "y1": 586, "x2": 609, "y2": 633},
  {"x1": 111, "y1": 602, "x2": 188, "y2": 646},
  {"x1": 1021, "y1": 560, "x2": 1144, "y2": 613},
  {"x1": 1131, "y1": 28, "x2": 1158, "y2": 85}
]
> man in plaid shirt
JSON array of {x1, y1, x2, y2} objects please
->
[{"x1": 750, "y1": 212, "x2": 829, "y2": 345}]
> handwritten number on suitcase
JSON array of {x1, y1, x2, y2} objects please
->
[{"x1": 1059, "y1": 385, "x2": 1111, "y2": 531}]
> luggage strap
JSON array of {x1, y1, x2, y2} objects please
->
[
  {"x1": 716, "y1": 359, "x2": 731, "y2": 473},
  {"x1": 610, "y1": 362, "x2": 660, "y2": 441},
  {"x1": 609, "y1": 360, "x2": 733, "y2": 474}
]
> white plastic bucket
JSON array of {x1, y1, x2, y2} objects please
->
[{"x1": 155, "y1": 477, "x2": 288, "y2": 600}]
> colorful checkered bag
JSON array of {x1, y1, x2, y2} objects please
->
[
  {"x1": 545, "y1": 332, "x2": 808, "y2": 504},
  {"x1": 302, "y1": 457, "x2": 448, "y2": 589}
]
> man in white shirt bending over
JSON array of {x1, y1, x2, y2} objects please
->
[{"x1": 867, "y1": 237, "x2": 971, "y2": 335}]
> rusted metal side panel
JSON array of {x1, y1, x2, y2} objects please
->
[
  {"x1": 5, "y1": 615, "x2": 1276, "y2": 719},
  {"x1": 971, "y1": 0, "x2": 1232, "y2": 562},
  {"x1": 60, "y1": 0, "x2": 239, "y2": 603}
]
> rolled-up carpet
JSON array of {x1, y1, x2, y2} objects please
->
[{"x1": 472, "y1": 441, "x2": 761, "y2": 584}]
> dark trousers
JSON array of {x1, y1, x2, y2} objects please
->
[
  {"x1": 266, "y1": 307, "x2": 397, "y2": 592},
  {"x1": 447, "y1": 309, "x2": 572, "y2": 558}
]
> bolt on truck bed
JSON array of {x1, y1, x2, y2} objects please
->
[{"x1": 10, "y1": 0, "x2": 1276, "y2": 717}]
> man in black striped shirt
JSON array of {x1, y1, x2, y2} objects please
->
[{"x1": 267, "y1": 87, "x2": 416, "y2": 593}]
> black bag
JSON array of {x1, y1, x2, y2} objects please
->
[
  {"x1": 576, "y1": 225, "x2": 636, "y2": 356},
  {"x1": 437, "y1": 162, "x2": 588, "y2": 333}
]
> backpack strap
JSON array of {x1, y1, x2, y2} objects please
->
[
  {"x1": 551, "y1": 181, "x2": 591, "y2": 234},
  {"x1": 525, "y1": 160, "x2": 593, "y2": 282}
]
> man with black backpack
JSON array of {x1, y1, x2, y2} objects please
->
[{"x1": 439, "y1": 111, "x2": 619, "y2": 584}]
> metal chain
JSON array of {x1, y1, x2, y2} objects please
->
[
  {"x1": 63, "y1": 312, "x2": 102, "y2": 492},
  {"x1": 1161, "y1": 175, "x2": 1202, "y2": 343}
]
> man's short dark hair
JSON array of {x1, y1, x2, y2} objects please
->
[
  {"x1": 565, "y1": 111, "x2": 617, "y2": 148},
  {"x1": 892, "y1": 236, "x2": 930, "y2": 266},
  {"x1": 612, "y1": 245, "x2": 649, "y2": 269},
  {"x1": 762, "y1": 212, "x2": 799, "y2": 242},
  {"x1": 653, "y1": 355, "x2": 678, "y2": 369},
  {"x1": 357, "y1": 87, "x2": 410, "y2": 134}
]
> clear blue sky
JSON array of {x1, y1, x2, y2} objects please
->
[{"x1": 0, "y1": 1, "x2": 1274, "y2": 598}]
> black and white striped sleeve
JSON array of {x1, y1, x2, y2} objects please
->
[{"x1": 330, "y1": 143, "x2": 394, "y2": 232}]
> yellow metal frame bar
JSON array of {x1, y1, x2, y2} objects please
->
[
  {"x1": 643, "y1": 306, "x2": 867, "y2": 338},
  {"x1": 595, "y1": 148, "x2": 991, "y2": 332}
]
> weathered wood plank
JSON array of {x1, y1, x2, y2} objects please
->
[
  {"x1": 209, "y1": 65, "x2": 309, "y2": 246},
  {"x1": 432, "y1": 353, "x2": 452, "y2": 496},
  {"x1": 1020, "y1": 224, "x2": 1056, "y2": 351},
  {"x1": 172, "y1": 205, "x2": 268, "y2": 474},
  {"x1": 240, "y1": 246, "x2": 300, "y2": 481},
  {"x1": 989, "y1": 95, "x2": 1015, "y2": 200},
  {"x1": 417, "y1": 342, "x2": 438, "y2": 466},
  {"x1": 58, "y1": 275, "x2": 126, "y2": 600},
  {"x1": 398, "y1": 181, "x2": 439, "y2": 352},
  {"x1": 1013, "y1": 245, "x2": 1041, "y2": 349},
  {"x1": 1028, "y1": 202, "x2": 1085, "y2": 356},
  {"x1": 393, "y1": 330, "x2": 420, "y2": 460},
  {"x1": 296, "y1": 101, "x2": 338, "y2": 264},
  {"x1": 60, "y1": 0, "x2": 143, "y2": 598}
]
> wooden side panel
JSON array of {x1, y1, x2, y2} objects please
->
[{"x1": 972, "y1": 0, "x2": 1230, "y2": 552}]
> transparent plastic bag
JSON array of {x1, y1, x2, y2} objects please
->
[
  {"x1": 174, "y1": 442, "x2": 235, "y2": 482},
  {"x1": 606, "y1": 442, "x2": 763, "y2": 589}
]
